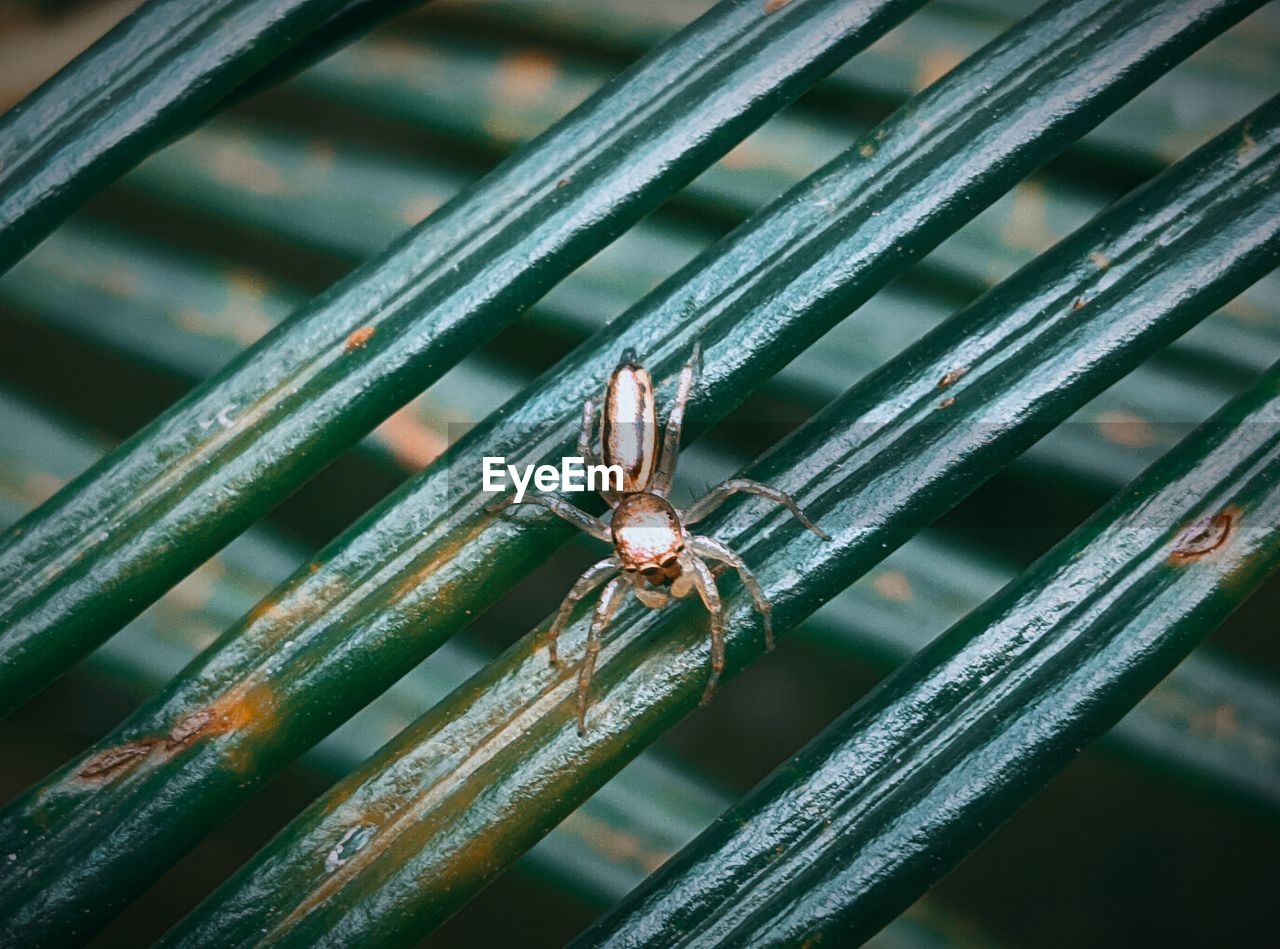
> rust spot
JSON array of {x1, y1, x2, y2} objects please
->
[
  {"x1": 937, "y1": 396, "x2": 956, "y2": 409},
  {"x1": 78, "y1": 742, "x2": 157, "y2": 779},
  {"x1": 872, "y1": 570, "x2": 913, "y2": 603},
  {"x1": 764, "y1": 0, "x2": 790, "y2": 12},
  {"x1": 309, "y1": 562, "x2": 321, "y2": 574},
  {"x1": 1088, "y1": 250, "x2": 1111, "y2": 270},
  {"x1": 346, "y1": 326, "x2": 376, "y2": 350},
  {"x1": 168, "y1": 710, "x2": 215, "y2": 746},
  {"x1": 1072, "y1": 297, "x2": 1087, "y2": 311},
  {"x1": 938, "y1": 366, "x2": 969, "y2": 389},
  {"x1": 1170, "y1": 507, "x2": 1238, "y2": 564}
]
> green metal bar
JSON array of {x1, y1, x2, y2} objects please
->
[
  {"x1": 0, "y1": 2, "x2": 1263, "y2": 942},
  {"x1": 0, "y1": 0, "x2": 924, "y2": 716},
  {"x1": 0, "y1": 389, "x2": 993, "y2": 945},
  {"x1": 4, "y1": 219, "x2": 1274, "y2": 816},
  {"x1": 420, "y1": 0, "x2": 1279, "y2": 174},
  {"x1": 159, "y1": 78, "x2": 1280, "y2": 949},
  {"x1": 576, "y1": 361, "x2": 1280, "y2": 948},
  {"x1": 0, "y1": 0, "x2": 376, "y2": 274}
]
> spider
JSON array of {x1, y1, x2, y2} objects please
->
[{"x1": 489, "y1": 343, "x2": 829, "y2": 734}]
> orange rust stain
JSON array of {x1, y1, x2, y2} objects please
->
[
  {"x1": 858, "y1": 142, "x2": 875, "y2": 158},
  {"x1": 872, "y1": 570, "x2": 913, "y2": 603},
  {"x1": 1072, "y1": 297, "x2": 1087, "y2": 311},
  {"x1": 374, "y1": 405, "x2": 448, "y2": 471},
  {"x1": 1096, "y1": 410, "x2": 1156, "y2": 449},
  {"x1": 75, "y1": 683, "x2": 276, "y2": 782},
  {"x1": 346, "y1": 325, "x2": 377, "y2": 350},
  {"x1": 1088, "y1": 250, "x2": 1111, "y2": 270},
  {"x1": 937, "y1": 396, "x2": 956, "y2": 409},
  {"x1": 764, "y1": 0, "x2": 790, "y2": 12},
  {"x1": 938, "y1": 366, "x2": 969, "y2": 389},
  {"x1": 1170, "y1": 507, "x2": 1239, "y2": 565}
]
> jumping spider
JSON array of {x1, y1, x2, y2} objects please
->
[{"x1": 489, "y1": 344, "x2": 829, "y2": 734}]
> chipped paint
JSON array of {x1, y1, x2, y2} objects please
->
[
  {"x1": 346, "y1": 326, "x2": 377, "y2": 350},
  {"x1": 937, "y1": 367, "x2": 969, "y2": 389},
  {"x1": 1170, "y1": 507, "x2": 1238, "y2": 564},
  {"x1": 78, "y1": 742, "x2": 155, "y2": 780},
  {"x1": 937, "y1": 397, "x2": 956, "y2": 409}
]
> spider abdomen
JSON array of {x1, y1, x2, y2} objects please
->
[{"x1": 602, "y1": 355, "x2": 658, "y2": 492}]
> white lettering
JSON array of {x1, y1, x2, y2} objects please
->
[
  {"x1": 484, "y1": 456, "x2": 625, "y2": 500},
  {"x1": 509, "y1": 463, "x2": 535, "y2": 503},
  {"x1": 482, "y1": 457, "x2": 505, "y2": 493}
]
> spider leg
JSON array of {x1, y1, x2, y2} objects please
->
[
  {"x1": 688, "y1": 535, "x2": 774, "y2": 651},
  {"x1": 686, "y1": 555, "x2": 726, "y2": 706},
  {"x1": 487, "y1": 492, "x2": 610, "y2": 542},
  {"x1": 577, "y1": 576, "x2": 628, "y2": 735},
  {"x1": 682, "y1": 478, "x2": 830, "y2": 540},
  {"x1": 578, "y1": 398, "x2": 619, "y2": 507},
  {"x1": 548, "y1": 556, "x2": 620, "y2": 666},
  {"x1": 652, "y1": 342, "x2": 701, "y2": 497}
]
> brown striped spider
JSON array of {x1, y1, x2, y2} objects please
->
[{"x1": 489, "y1": 344, "x2": 828, "y2": 734}]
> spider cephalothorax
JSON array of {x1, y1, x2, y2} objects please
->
[{"x1": 490, "y1": 343, "x2": 829, "y2": 734}]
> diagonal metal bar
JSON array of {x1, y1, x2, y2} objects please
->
[
  {"x1": 0, "y1": 1, "x2": 1262, "y2": 943},
  {"x1": 159, "y1": 88, "x2": 1280, "y2": 949},
  {"x1": 0, "y1": 0, "x2": 924, "y2": 716},
  {"x1": 577, "y1": 361, "x2": 1280, "y2": 948}
]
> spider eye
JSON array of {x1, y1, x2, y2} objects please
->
[
  {"x1": 660, "y1": 556, "x2": 678, "y2": 569},
  {"x1": 641, "y1": 566, "x2": 661, "y2": 577},
  {"x1": 623, "y1": 564, "x2": 637, "y2": 572}
]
